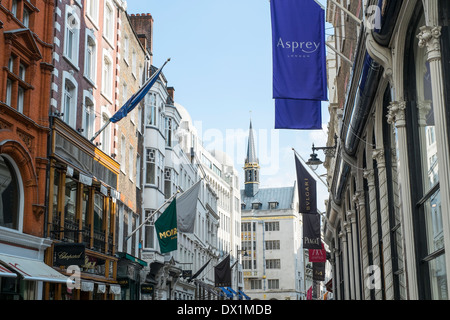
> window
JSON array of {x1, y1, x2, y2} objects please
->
[
  {"x1": 83, "y1": 94, "x2": 95, "y2": 139},
  {"x1": 144, "y1": 209, "x2": 155, "y2": 248},
  {"x1": 86, "y1": 0, "x2": 98, "y2": 25},
  {"x1": 11, "y1": 0, "x2": 18, "y2": 17},
  {"x1": 102, "y1": 53, "x2": 113, "y2": 99},
  {"x1": 17, "y1": 86, "x2": 24, "y2": 113},
  {"x1": 10, "y1": 0, "x2": 34, "y2": 27},
  {"x1": 164, "y1": 168, "x2": 172, "y2": 199},
  {"x1": 122, "y1": 82, "x2": 128, "y2": 103},
  {"x1": 252, "y1": 202, "x2": 261, "y2": 210},
  {"x1": 120, "y1": 135, "x2": 126, "y2": 174},
  {"x1": 132, "y1": 49, "x2": 137, "y2": 77},
  {"x1": 266, "y1": 259, "x2": 281, "y2": 269},
  {"x1": 103, "y1": 2, "x2": 114, "y2": 44},
  {"x1": 22, "y1": 7, "x2": 30, "y2": 27},
  {"x1": 129, "y1": 145, "x2": 134, "y2": 181},
  {"x1": 85, "y1": 33, "x2": 97, "y2": 83},
  {"x1": 406, "y1": 6, "x2": 447, "y2": 300},
  {"x1": 241, "y1": 222, "x2": 251, "y2": 232},
  {"x1": 5, "y1": 79, "x2": 12, "y2": 106},
  {"x1": 145, "y1": 148, "x2": 156, "y2": 185},
  {"x1": 165, "y1": 117, "x2": 173, "y2": 147},
  {"x1": 146, "y1": 94, "x2": 157, "y2": 126},
  {"x1": 101, "y1": 113, "x2": 110, "y2": 153},
  {"x1": 62, "y1": 77, "x2": 77, "y2": 128},
  {"x1": 123, "y1": 34, "x2": 129, "y2": 63},
  {"x1": 265, "y1": 221, "x2": 279, "y2": 231},
  {"x1": 249, "y1": 280, "x2": 261, "y2": 290},
  {"x1": 265, "y1": 240, "x2": 280, "y2": 250},
  {"x1": 5, "y1": 55, "x2": 29, "y2": 114},
  {"x1": 0, "y1": 155, "x2": 22, "y2": 230},
  {"x1": 136, "y1": 154, "x2": 141, "y2": 187},
  {"x1": 268, "y1": 279, "x2": 279, "y2": 289},
  {"x1": 268, "y1": 201, "x2": 278, "y2": 209},
  {"x1": 65, "y1": 7, "x2": 80, "y2": 66}
]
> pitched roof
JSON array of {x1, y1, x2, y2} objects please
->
[{"x1": 240, "y1": 186, "x2": 295, "y2": 211}]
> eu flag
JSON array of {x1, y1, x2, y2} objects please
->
[{"x1": 110, "y1": 59, "x2": 169, "y2": 123}]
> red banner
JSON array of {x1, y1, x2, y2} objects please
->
[
  {"x1": 307, "y1": 286, "x2": 313, "y2": 300},
  {"x1": 309, "y1": 243, "x2": 326, "y2": 263}
]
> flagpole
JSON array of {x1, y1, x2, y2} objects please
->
[
  {"x1": 292, "y1": 148, "x2": 328, "y2": 189},
  {"x1": 90, "y1": 58, "x2": 171, "y2": 143},
  {"x1": 125, "y1": 189, "x2": 179, "y2": 242}
]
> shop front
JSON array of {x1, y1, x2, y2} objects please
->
[
  {"x1": 44, "y1": 117, "x2": 121, "y2": 300},
  {"x1": 116, "y1": 252, "x2": 147, "y2": 300},
  {"x1": 0, "y1": 234, "x2": 68, "y2": 300}
]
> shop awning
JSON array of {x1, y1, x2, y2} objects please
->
[
  {"x1": 219, "y1": 287, "x2": 233, "y2": 299},
  {"x1": 238, "y1": 289, "x2": 251, "y2": 300},
  {"x1": 227, "y1": 287, "x2": 238, "y2": 296},
  {"x1": 0, "y1": 264, "x2": 17, "y2": 278},
  {"x1": 110, "y1": 284, "x2": 121, "y2": 295},
  {"x1": 0, "y1": 254, "x2": 68, "y2": 283}
]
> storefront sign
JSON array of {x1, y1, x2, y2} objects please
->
[
  {"x1": 54, "y1": 243, "x2": 85, "y2": 266},
  {"x1": 141, "y1": 284, "x2": 154, "y2": 294},
  {"x1": 182, "y1": 270, "x2": 192, "y2": 279}
]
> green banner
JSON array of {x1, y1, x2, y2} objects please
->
[{"x1": 155, "y1": 199, "x2": 178, "y2": 253}]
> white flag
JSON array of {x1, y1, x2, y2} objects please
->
[{"x1": 176, "y1": 180, "x2": 201, "y2": 233}]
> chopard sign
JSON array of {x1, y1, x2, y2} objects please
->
[{"x1": 54, "y1": 243, "x2": 85, "y2": 266}]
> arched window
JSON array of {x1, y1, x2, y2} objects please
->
[
  {"x1": 405, "y1": 6, "x2": 447, "y2": 300},
  {"x1": 0, "y1": 155, "x2": 22, "y2": 230}
]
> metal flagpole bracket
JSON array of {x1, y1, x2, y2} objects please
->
[
  {"x1": 327, "y1": 0, "x2": 362, "y2": 26},
  {"x1": 292, "y1": 148, "x2": 328, "y2": 189},
  {"x1": 125, "y1": 189, "x2": 178, "y2": 241}
]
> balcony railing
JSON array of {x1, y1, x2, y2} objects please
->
[{"x1": 51, "y1": 218, "x2": 114, "y2": 255}]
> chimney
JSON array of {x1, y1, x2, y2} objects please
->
[
  {"x1": 128, "y1": 13, "x2": 154, "y2": 64},
  {"x1": 167, "y1": 87, "x2": 175, "y2": 101}
]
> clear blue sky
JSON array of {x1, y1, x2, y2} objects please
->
[{"x1": 126, "y1": 0, "x2": 331, "y2": 212}]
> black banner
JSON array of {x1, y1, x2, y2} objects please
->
[
  {"x1": 295, "y1": 154, "x2": 317, "y2": 214},
  {"x1": 303, "y1": 213, "x2": 322, "y2": 249},
  {"x1": 214, "y1": 255, "x2": 231, "y2": 287},
  {"x1": 54, "y1": 243, "x2": 85, "y2": 266},
  {"x1": 189, "y1": 259, "x2": 210, "y2": 282},
  {"x1": 313, "y1": 262, "x2": 325, "y2": 281}
]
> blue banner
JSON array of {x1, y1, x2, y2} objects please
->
[
  {"x1": 110, "y1": 59, "x2": 169, "y2": 123},
  {"x1": 270, "y1": 0, "x2": 327, "y2": 101},
  {"x1": 275, "y1": 99, "x2": 322, "y2": 130}
]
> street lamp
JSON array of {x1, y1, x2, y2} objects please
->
[{"x1": 305, "y1": 135, "x2": 338, "y2": 171}]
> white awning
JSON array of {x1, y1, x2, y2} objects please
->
[
  {"x1": 0, "y1": 264, "x2": 17, "y2": 278},
  {"x1": 81, "y1": 280, "x2": 94, "y2": 292},
  {"x1": 0, "y1": 254, "x2": 68, "y2": 284},
  {"x1": 109, "y1": 284, "x2": 121, "y2": 295}
]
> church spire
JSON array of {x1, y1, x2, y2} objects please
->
[{"x1": 244, "y1": 120, "x2": 259, "y2": 197}]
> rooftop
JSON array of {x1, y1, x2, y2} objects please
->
[{"x1": 240, "y1": 185, "x2": 295, "y2": 211}]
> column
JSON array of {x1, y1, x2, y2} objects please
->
[
  {"x1": 339, "y1": 227, "x2": 350, "y2": 300},
  {"x1": 363, "y1": 168, "x2": 382, "y2": 300},
  {"x1": 387, "y1": 101, "x2": 419, "y2": 299},
  {"x1": 348, "y1": 209, "x2": 361, "y2": 299},
  {"x1": 345, "y1": 217, "x2": 355, "y2": 299},
  {"x1": 354, "y1": 190, "x2": 371, "y2": 300},
  {"x1": 373, "y1": 148, "x2": 395, "y2": 300},
  {"x1": 419, "y1": 0, "x2": 450, "y2": 293}
]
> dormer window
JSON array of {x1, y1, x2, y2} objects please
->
[
  {"x1": 268, "y1": 201, "x2": 279, "y2": 209},
  {"x1": 241, "y1": 203, "x2": 246, "y2": 210},
  {"x1": 252, "y1": 200, "x2": 262, "y2": 210}
]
